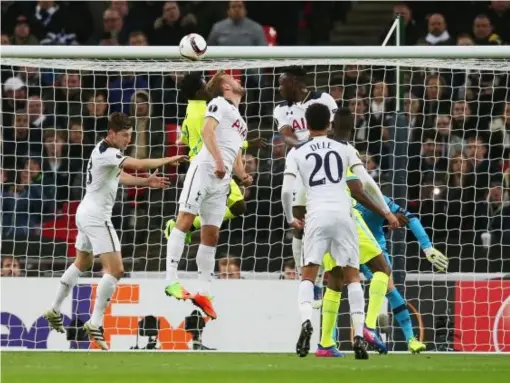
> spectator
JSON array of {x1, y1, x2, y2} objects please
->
[
  {"x1": 488, "y1": 0, "x2": 510, "y2": 44},
  {"x1": 218, "y1": 256, "x2": 241, "y2": 279},
  {"x1": 367, "y1": 81, "x2": 394, "y2": 168},
  {"x1": 9, "y1": 15, "x2": 39, "y2": 45},
  {"x1": 128, "y1": 30, "x2": 148, "y2": 46},
  {"x1": 380, "y1": 3, "x2": 420, "y2": 46},
  {"x1": 41, "y1": 129, "x2": 76, "y2": 206},
  {"x1": 151, "y1": 1, "x2": 196, "y2": 46},
  {"x1": 109, "y1": 73, "x2": 148, "y2": 115},
  {"x1": 329, "y1": 77, "x2": 344, "y2": 106},
  {"x1": 422, "y1": 74, "x2": 451, "y2": 127},
  {"x1": 2, "y1": 76, "x2": 27, "y2": 127},
  {"x1": 465, "y1": 136, "x2": 497, "y2": 199},
  {"x1": 489, "y1": 101, "x2": 510, "y2": 156},
  {"x1": 451, "y1": 100, "x2": 477, "y2": 138},
  {"x1": 281, "y1": 260, "x2": 297, "y2": 280},
  {"x1": 423, "y1": 13, "x2": 454, "y2": 45},
  {"x1": 349, "y1": 98, "x2": 369, "y2": 152},
  {"x1": 127, "y1": 90, "x2": 164, "y2": 159},
  {"x1": 472, "y1": 14, "x2": 503, "y2": 45},
  {"x1": 1, "y1": 33, "x2": 9, "y2": 45},
  {"x1": 208, "y1": 1, "x2": 267, "y2": 46},
  {"x1": 68, "y1": 119, "x2": 94, "y2": 168},
  {"x1": 53, "y1": 71, "x2": 83, "y2": 127},
  {"x1": 90, "y1": 7, "x2": 128, "y2": 45},
  {"x1": 1, "y1": 256, "x2": 21, "y2": 277},
  {"x1": 26, "y1": 95, "x2": 53, "y2": 130},
  {"x1": 341, "y1": 65, "x2": 370, "y2": 100},
  {"x1": 434, "y1": 115, "x2": 464, "y2": 158},
  {"x1": 83, "y1": 92, "x2": 109, "y2": 139},
  {"x1": 3, "y1": 111, "x2": 42, "y2": 171},
  {"x1": 484, "y1": 183, "x2": 510, "y2": 245},
  {"x1": 457, "y1": 33, "x2": 474, "y2": 46},
  {"x1": 2, "y1": 162, "x2": 55, "y2": 239}
]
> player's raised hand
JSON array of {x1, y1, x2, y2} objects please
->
[
  {"x1": 385, "y1": 212, "x2": 400, "y2": 230},
  {"x1": 241, "y1": 173, "x2": 253, "y2": 187},
  {"x1": 147, "y1": 171, "x2": 170, "y2": 189},
  {"x1": 289, "y1": 218, "x2": 304, "y2": 230},
  {"x1": 214, "y1": 160, "x2": 227, "y2": 179},
  {"x1": 424, "y1": 247, "x2": 449, "y2": 272},
  {"x1": 165, "y1": 155, "x2": 189, "y2": 166}
]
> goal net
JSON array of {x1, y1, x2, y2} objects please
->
[{"x1": 1, "y1": 46, "x2": 510, "y2": 352}]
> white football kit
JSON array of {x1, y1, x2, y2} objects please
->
[
  {"x1": 273, "y1": 91, "x2": 337, "y2": 207},
  {"x1": 75, "y1": 140, "x2": 125, "y2": 255},
  {"x1": 178, "y1": 96, "x2": 247, "y2": 227},
  {"x1": 284, "y1": 137, "x2": 362, "y2": 268}
]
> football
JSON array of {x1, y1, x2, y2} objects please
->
[{"x1": 179, "y1": 33, "x2": 207, "y2": 61}]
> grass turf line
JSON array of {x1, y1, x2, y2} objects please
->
[{"x1": 2, "y1": 352, "x2": 509, "y2": 383}]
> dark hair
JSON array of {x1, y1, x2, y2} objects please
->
[
  {"x1": 281, "y1": 66, "x2": 308, "y2": 84},
  {"x1": 108, "y1": 112, "x2": 131, "y2": 133},
  {"x1": 305, "y1": 103, "x2": 330, "y2": 131},
  {"x1": 179, "y1": 72, "x2": 205, "y2": 101},
  {"x1": 333, "y1": 107, "x2": 354, "y2": 138}
]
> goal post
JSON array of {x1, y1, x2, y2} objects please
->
[{"x1": 1, "y1": 45, "x2": 510, "y2": 352}]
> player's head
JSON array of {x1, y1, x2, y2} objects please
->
[
  {"x1": 106, "y1": 112, "x2": 132, "y2": 150},
  {"x1": 305, "y1": 103, "x2": 330, "y2": 134},
  {"x1": 333, "y1": 108, "x2": 354, "y2": 140},
  {"x1": 278, "y1": 66, "x2": 308, "y2": 101},
  {"x1": 206, "y1": 71, "x2": 246, "y2": 99},
  {"x1": 179, "y1": 72, "x2": 206, "y2": 101}
]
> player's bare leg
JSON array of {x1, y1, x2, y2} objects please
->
[
  {"x1": 165, "y1": 211, "x2": 195, "y2": 300},
  {"x1": 343, "y1": 266, "x2": 369, "y2": 360},
  {"x1": 44, "y1": 250, "x2": 93, "y2": 334},
  {"x1": 364, "y1": 253, "x2": 391, "y2": 354},
  {"x1": 385, "y1": 277, "x2": 426, "y2": 353},
  {"x1": 296, "y1": 263, "x2": 318, "y2": 357},
  {"x1": 316, "y1": 266, "x2": 345, "y2": 358},
  {"x1": 83, "y1": 251, "x2": 123, "y2": 351}
]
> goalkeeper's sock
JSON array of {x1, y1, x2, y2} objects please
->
[
  {"x1": 223, "y1": 207, "x2": 237, "y2": 221},
  {"x1": 387, "y1": 287, "x2": 414, "y2": 342},
  {"x1": 320, "y1": 288, "x2": 341, "y2": 348},
  {"x1": 166, "y1": 228, "x2": 186, "y2": 282},
  {"x1": 52, "y1": 263, "x2": 82, "y2": 312},
  {"x1": 347, "y1": 282, "x2": 365, "y2": 338},
  {"x1": 196, "y1": 244, "x2": 216, "y2": 296},
  {"x1": 292, "y1": 237, "x2": 303, "y2": 269},
  {"x1": 90, "y1": 273, "x2": 117, "y2": 327},
  {"x1": 192, "y1": 216, "x2": 202, "y2": 231},
  {"x1": 366, "y1": 271, "x2": 390, "y2": 329},
  {"x1": 298, "y1": 280, "x2": 314, "y2": 323}
]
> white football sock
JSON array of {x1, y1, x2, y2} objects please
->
[
  {"x1": 298, "y1": 280, "x2": 314, "y2": 323},
  {"x1": 315, "y1": 264, "x2": 324, "y2": 287},
  {"x1": 90, "y1": 273, "x2": 117, "y2": 327},
  {"x1": 292, "y1": 237, "x2": 303, "y2": 271},
  {"x1": 52, "y1": 263, "x2": 82, "y2": 312},
  {"x1": 348, "y1": 282, "x2": 365, "y2": 338},
  {"x1": 196, "y1": 244, "x2": 216, "y2": 295},
  {"x1": 166, "y1": 228, "x2": 186, "y2": 282}
]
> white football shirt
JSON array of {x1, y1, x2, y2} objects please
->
[
  {"x1": 77, "y1": 140, "x2": 126, "y2": 222},
  {"x1": 284, "y1": 136, "x2": 362, "y2": 215},
  {"x1": 273, "y1": 92, "x2": 338, "y2": 144},
  {"x1": 194, "y1": 96, "x2": 247, "y2": 172}
]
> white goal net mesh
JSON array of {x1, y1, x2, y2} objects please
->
[{"x1": 1, "y1": 54, "x2": 510, "y2": 352}]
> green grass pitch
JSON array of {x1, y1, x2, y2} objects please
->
[{"x1": 2, "y1": 352, "x2": 509, "y2": 383}]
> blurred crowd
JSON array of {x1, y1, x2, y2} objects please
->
[{"x1": 1, "y1": 1, "x2": 510, "y2": 276}]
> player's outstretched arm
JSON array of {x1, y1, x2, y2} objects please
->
[
  {"x1": 234, "y1": 151, "x2": 252, "y2": 186},
  {"x1": 279, "y1": 126, "x2": 300, "y2": 148},
  {"x1": 122, "y1": 155, "x2": 188, "y2": 171},
  {"x1": 119, "y1": 170, "x2": 170, "y2": 188}
]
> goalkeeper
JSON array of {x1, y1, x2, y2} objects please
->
[
  {"x1": 354, "y1": 192, "x2": 449, "y2": 352},
  {"x1": 164, "y1": 72, "x2": 265, "y2": 243}
]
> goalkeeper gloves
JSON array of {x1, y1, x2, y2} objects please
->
[{"x1": 424, "y1": 247, "x2": 449, "y2": 272}]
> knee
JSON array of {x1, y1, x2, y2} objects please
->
[
  {"x1": 229, "y1": 200, "x2": 246, "y2": 217},
  {"x1": 175, "y1": 212, "x2": 195, "y2": 232},
  {"x1": 106, "y1": 267, "x2": 124, "y2": 280}
]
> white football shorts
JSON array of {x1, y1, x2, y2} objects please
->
[
  {"x1": 75, "y1": 215, "x2": 121, "y2": 256},
  {"x1": 303, "y1": 211, "x2": 359, "y2": 269},
  {"x1": 178, "y1": 161, "x2": 230, "y2": 228}
]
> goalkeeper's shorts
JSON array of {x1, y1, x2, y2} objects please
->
[
  {"x1": 323, "y1": 210, "x2": 382, "y2": 272},
  {"x1": 227, "y1": 180, "x2": 244, "y2": 207}
]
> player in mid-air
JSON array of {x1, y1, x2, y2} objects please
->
[
  {"x1": 164, "y1": 71, "x2": 265, "y2": 244},
  {"x1": 164, "y1": 72, "x2": 252, "y2": 320},
  {"x1": 43, "y1": 112, "x2": 187, "y2": 350},
  {"x1": 282, "y1": 103, "x2": 400, "y2": 358},
  {"x1": 273, "y1": 66, "x2": 338, "y2": 305}
]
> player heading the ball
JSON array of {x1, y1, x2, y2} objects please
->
[
  {"x1": 164, "y1": 71, "x2": 252, "y2": 320},
  {"x1": 43, "y1": 112, "x2": 188, "y2": 350}
]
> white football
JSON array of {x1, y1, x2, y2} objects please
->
[{"x1": 179, "y1": 33, "x2": 207, "y2": 61}]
